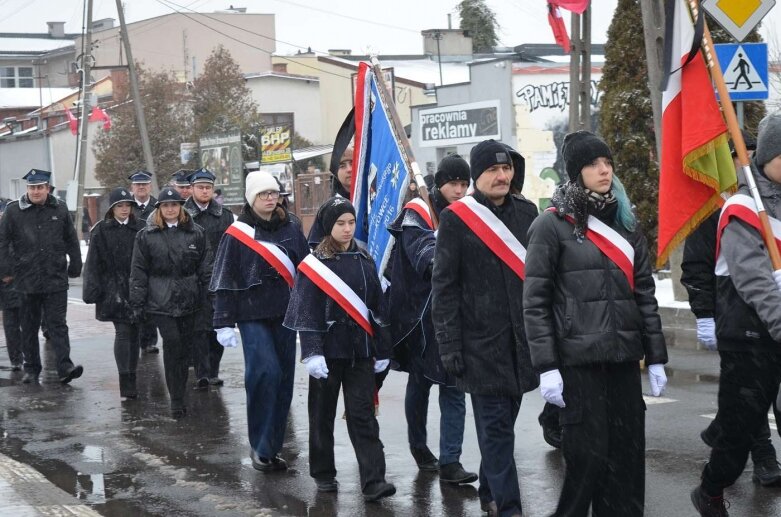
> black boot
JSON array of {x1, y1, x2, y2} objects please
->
[
  {"x1": 410, "y1": 446, "x2": 439, "y2": 471},
  {"x1": 119, "y1": 373, "x2": 137, "y2": 399},
  {"x1": 439, "y1": 462, "x2": 478, "y2": 484}
]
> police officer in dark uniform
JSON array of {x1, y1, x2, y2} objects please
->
[
  {"x1": 0, "y1": 169, "x2": 84, "y2": 384},
  {"x1": 184, "y1": 168, "x2": 234, "y2": 388},
  {"x1": 129, "y1": 170, "x2": 159, "y2": 354},
  {"x1": 172, "y1": 170, "x2": 194, "y2": 200}
]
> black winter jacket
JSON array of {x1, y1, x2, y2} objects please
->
[
  {"x1": 284, "y1": 243, "x2": 388, "y2": 361},
  {"x1": 83, "y1": 216, "x2": 144, "y2": 322},
  {"x1": 129, "y1": 213, "x2": 213, "y2": 317},
  {"x1": 681, "y1": 212, "x2": 718, "y2": 319},
  {"x1": 523, "y1": 209, "x2": 668, "y2": 373},
  {"x1": 210, "y1": 204, "x2": 309, "y2": 327},
  {"x1": 132, "y1": 196, "x2": 156, "y2": 221},
  {"x1": 431, "y1": 191, "x2": 539, "y2": 398},
  {"x1": 0, "y1": 194, "x2": 81, "y2": 293}
]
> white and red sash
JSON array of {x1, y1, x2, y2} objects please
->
[
  {"x1": 225, "y1": 221, "x2": 296, "y2": 288},
  {"x1": 448, "y1": 196, "x2": 527, "y2": 280},
  {"x1": 298, "y1": 254, "x2": 374, "y2": 336},
  {"x1": 403, "y1": 198, "x2": 434, "y2": 229},
  {"x1": 550, "y1": 208, "x2": 636, "y2": 290},
  {"x1": 715, "y1": 194, "x2": 781, "y2": 276}
]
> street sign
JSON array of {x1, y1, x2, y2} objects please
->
[
  {"x1": 714, "y1": 43, "x2": 769, "y2": 101},
  {"x1": 702, "y1": 0, "x2": 776, "y2": 42}
]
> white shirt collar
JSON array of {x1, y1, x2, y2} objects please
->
[
  {"x1": 166, "y1": 222, "x2": 178, "y2": 228},
  {"x1": 195, "y1": 201, "x2": 209, "y2": 211},
  {"x1": 115, "y1": 217, "x2": 129, "y2": 225}
]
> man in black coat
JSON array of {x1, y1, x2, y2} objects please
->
[
  {"x1": 0, "y1": 169, "x2": 83, "y2": 384},
  {"x1": 128, "y1": 170, "x2": 159, "y2": 354},
  {"x1": 184, "y1": 168, "x2": 234, "y2": 387},
  {"x1": 388, "y1": 154, "x2": 477, "y2": 483},
  {"x1": 432, "y1": 140, "x2": 538, "y2": 517}
]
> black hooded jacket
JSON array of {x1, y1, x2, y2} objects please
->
[{"x1": 431, "y1": 190, "x2": 539, "y2": 398}]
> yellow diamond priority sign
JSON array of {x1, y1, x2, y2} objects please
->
[{"x1": 702, "y1": 0, "x2": 776, "y2": 42}]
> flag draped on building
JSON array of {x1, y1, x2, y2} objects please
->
[
  {"x1": 352, "y1": 62, "x2": 410, "y2": 276},
  {"x1": 657, "y1": 0, "x2": 735, "y2": 267}
]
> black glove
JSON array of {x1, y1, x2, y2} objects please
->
[
  {"x1": 67, "y1": 263, "x2": 82, "y2": 278},
  {"x1": 441, "y1": 351, "x2": 465, "y2": 377}
]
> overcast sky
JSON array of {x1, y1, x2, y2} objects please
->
[{"x1": 1, "y1": 0, "x2": 780, "y2": 56}]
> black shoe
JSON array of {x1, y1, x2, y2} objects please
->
[
  {"x1": 208, "y1": 377, "x2": 224, "y2": 386},
  {"x1": 143, "y1": 346, "x2": 159, "y2": 354},
  {"x1": 59, "y1": 365, "x2": 83, "y2": 384},
  {"x1": 480, "y1": 500, "x2": 498, "y2": 516},
  {"x1": 363, "y1": 481, "x2": 396, "y2": 502},
  {"x1": 752, "y1": 457, "x2": 781, "y2": 486},
  {"x1": 10, "y1": 363, "x2": 22, "y2": 372},
  {"x1": 193, "y1": 377, "x2": 209, "y2": 390},
  {"x1": 691, "y1": 486, "x2": 730, "y2": 517},
  {"x1": 315, "y1": 478, "x2": 339, "y2": 492},
  {"x1": 439, "y1": 462, "x2": 478, "y2": 484},
  {"x1": 21, "y1": 372, "x2": 38, "y2": 384},
  {"x1": 119, "y1": 373, "x2": 138, "y2": 399},
  {"x1": 542, "y1": 422, "x2": 563, "y2": 449},
  {"x1": 410, "y1": 446, "x2": 439, "y2": 471},
  {"x1": 250, "y1": 449, "x2": 288, "y2": 472}
]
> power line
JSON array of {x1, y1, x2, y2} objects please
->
[{"x1": 265, "y1": 0, "x2": 419, "y2": 34}]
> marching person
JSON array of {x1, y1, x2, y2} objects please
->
[
  {"x1": 172, "y1": 170, "x2": 194, "y2": 200},
  {"x1": 307, "y1": 145, "x2": 353, "y2": 247},
  {"x1": 128, "y1": 170, "x2": 159, "y2": 354},
  {"x1": 0, "y1": 169, "x2": 83, "y2": 384},
  {"x1": 184, "y1": 168, "x2": 234, "y2": 389},
  {"x1": 210, "y1": 170, "x2": 308, "y2": 472},
  {"x1": 681, "y1": 132, "x2": 781, "y2": 486},
  {"x1": 523, "y1": 131, "x2": 668, "y2": 517},
  {"x1": 432, "y1": 140, "x2": 538, "y2": 517},
  {"x1": 83, "y1": 187, "x2": 145, "y2": 399},
  {"x1": 284, "y1": 196, "x2": 395, "y2": 501},
  {"x1": 691, "y1": 114, "x2": 781, "y2": 516},
  {"x1": 387, "y1": 154, "x2": 477, "y2": 483},
  {"x1": 129, "y1": 188, "x2": 213, "y2": 418},
  {"x1": 0, "y1": 262, "x2": 22, "y2": 372}
]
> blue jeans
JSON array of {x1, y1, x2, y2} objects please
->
[
  {"x1": 405, "y1": 364, "x2": 466, "y2": 465},
  {"x1": 238, "y1": 319, "x2": 296, "y2": 459},
  {"x1": 472, "y1": 393, "x2": 522, "y2": 517}
]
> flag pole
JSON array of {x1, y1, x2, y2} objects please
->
[
  {"x1": 689, "y1": 0, "x2": 781, "y2": 269},
  {"x1": 370, "y1": 56, "x2": 439, "y2": 229}
]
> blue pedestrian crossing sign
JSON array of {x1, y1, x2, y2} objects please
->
[{"x1": 714, "y1": 43, "x2": 769, "y2": 101}]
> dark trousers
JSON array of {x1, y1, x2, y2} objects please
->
[
  {"x1": 138, "y1": 321, "x2": 158, "y2": 349},
  {"x1": 555, "y1": 362, "x2": 645, "y2": 517},
  {"x1": 701, "y1": 351, "x2": 781, "y2": 496},
  {"x1": 112, "y1": 322, "x2": 140, "y2": 375},
  {"x1": 152, "y1": 314, "x2": 195, "y2": 410},
  {"x1": 20, "y1": 291, "x2": 74, "y2": 377},
  {"x1": 405, "y1": 357, "x2": 466, "y2": 465},
  {"x1": 308, "y1": 358, "x2": 386, "y2": 491},
  {"x1": 471, "y1": 393, "x2": 522, "y2": 517},
  {"x1": 193, "y1": 329, "x2": 225, "y2": 380},
  {"x1": 237, "y1": 319, "x2": 296, "y2": 459},
  {"x1": 3, "y1": 307, "x2": 22, "y2": 365}
]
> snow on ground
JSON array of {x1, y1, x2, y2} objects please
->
[{"x1": 654, "y1": 275, "x2": 691, "y2": 309}]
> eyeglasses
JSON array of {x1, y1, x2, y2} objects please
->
[{"x1": 257, "y1": 191, "x2": 280, "y2": 200}]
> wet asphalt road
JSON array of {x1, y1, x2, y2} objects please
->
[{"x1": 0, "y1": 288, "x2": 781, "y2": 516}]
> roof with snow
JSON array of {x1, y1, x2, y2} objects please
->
[{"x1": 0, "y1": 87, "x2": 78, "y2": 109}]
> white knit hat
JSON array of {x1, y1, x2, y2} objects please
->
[{"x1": 244, "y1": 171, "x2": 279, "y2": 205}]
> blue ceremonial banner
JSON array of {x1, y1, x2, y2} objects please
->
[{"x1": 352, "y1": 62, "x2": 411, "y2": 276}]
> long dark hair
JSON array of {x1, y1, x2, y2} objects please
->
[{"x1": 315, "y1": 235, "x2": 352, "y2": 258}]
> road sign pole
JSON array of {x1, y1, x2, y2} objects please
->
[{"x1": 736, "y1": 101, "x2": 744, "y2": 129}]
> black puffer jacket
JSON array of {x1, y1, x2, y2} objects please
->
[
  {"x1": 431, "y1": 191, "x2": 539, "y2": 398},
  {"x1": 681, "y1": 212, "x2": 718, "y2": 319},
  {"x1": 523, "y1": 209, "x2": 667, "y2": 373},
  {"x1": 129, "y1": 212, "x2": 213, "y2": 317},
  {"x1": 0, "y1": 194, "x2": 81, "y2": 293},
  {"x1": 83, "y1": 216, "x2": 144, "y2": 322}
]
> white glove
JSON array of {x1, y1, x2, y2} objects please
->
[
  {"x1": 215, "y1": 327, "x2": 238, "y2": 348},
  {"x1": 374, "y1": 358, "x2": 390, "y2": 373},
  {"x1": 774, "y1": 270, "x2": 781, "y2": 291},
  {"x1": 696, "y1": 317, "x2": 717, "y2": 351},
  {"x1": 540, "y1": 369, "x2": 566, "y2": 408},
  {"x1": 303, "y1": 355, "x2": 329, "y2": 379},
  {"x1": 648, "y1": 364, "x2": 667, "y2": 397}
]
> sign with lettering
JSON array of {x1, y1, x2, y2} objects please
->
[
  {"x1": 418, "y1": 100, "x2": 500, "y2": 147},
  {"x1": 260, "y1": 123, "x2": 294, "y2": 163}
]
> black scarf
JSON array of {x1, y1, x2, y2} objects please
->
[{"x1": 551, "y1": 181, "x2": 617, "y2": 240}]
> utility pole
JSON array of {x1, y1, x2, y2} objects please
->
[
  {"x1": 432, "y1": 30, "x2": 444, "y2": 86},
  {"x1": 115, "y1": 0, "x2": 158, "y2": 194},
  {"x1": 74, "y1": 0, "x2": 94, "y2": 241},
  {"x1": 568, "y1": 6, "x2": 592, "y2": 133},
  {"x1": 640, "y1": 0, "x2": 665, "y2": 158}
]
